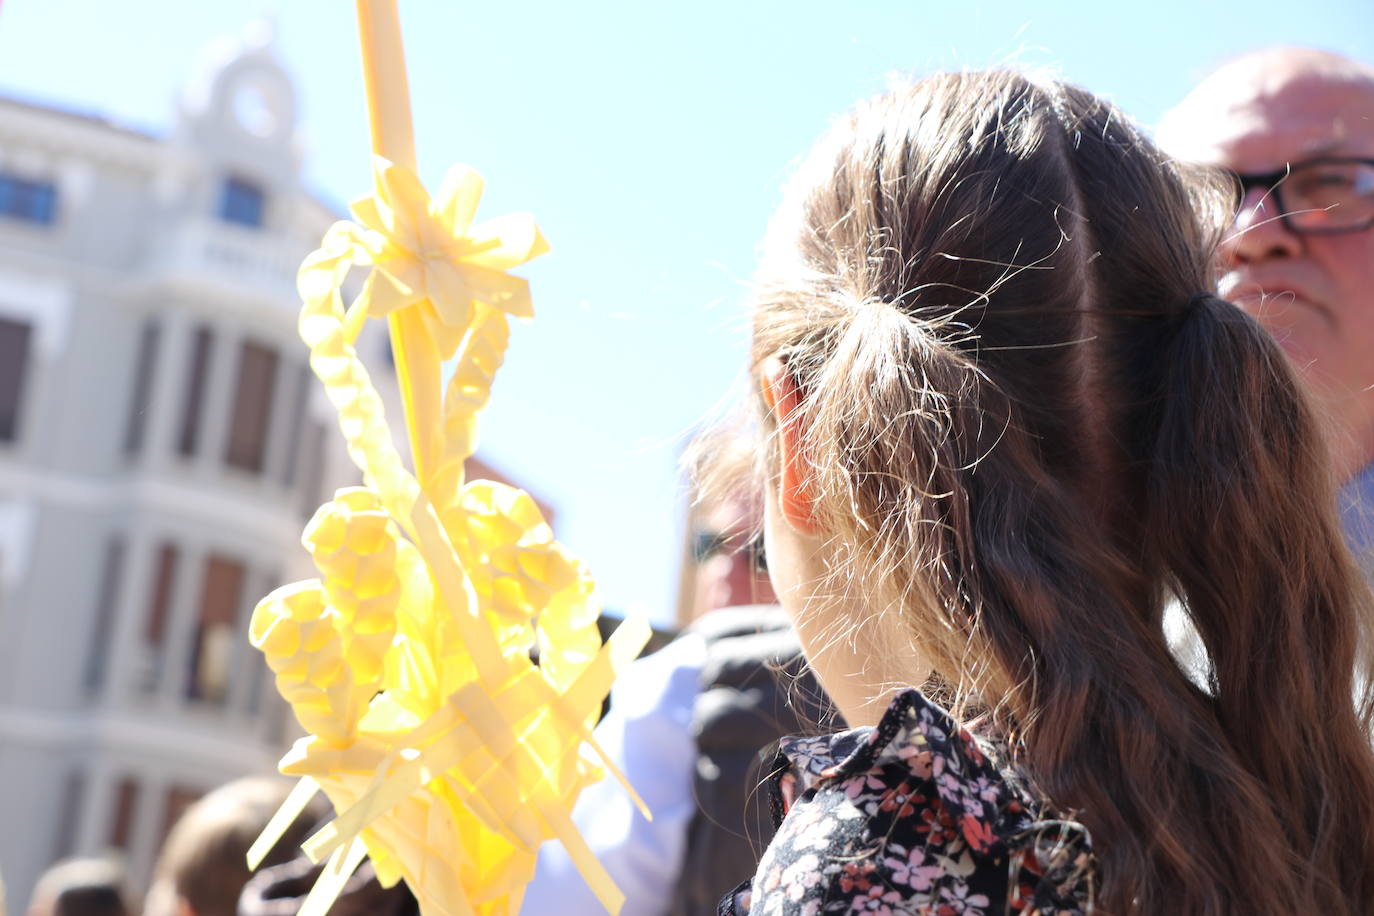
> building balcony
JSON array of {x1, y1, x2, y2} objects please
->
[{"x1": 149, "y1": 216, "x2": 309, "y2": 306}]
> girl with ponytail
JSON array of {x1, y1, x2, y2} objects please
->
[{"x1": 721, "y1": 71, "x2": 1374, "y2": 915}]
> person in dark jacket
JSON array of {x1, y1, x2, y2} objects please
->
[{"x1": 669, "y1": 606, "x2": 831, "y2": 916}]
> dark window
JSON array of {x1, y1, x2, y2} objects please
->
[
  {"x1": 160, "y1": 785, "x2": 201, "y2": 845},
  {"x1": 146, "y1": 543, "x2": 177, "y2": 650},
  {"x1": 53, "y1": 769, "x2": 85, "y2": 859},
  {"x1": 0, "y1": 317, "x2": 33, "y2": 442},
  {"x1": 177, "y1": 326, "x2": 212, "y2": 457},
  {"x1": 280, "y1": 364, "x2": 311, "y2": 486},
  {"x1": 0, "y1": 173, "x2": 57, "y2": 224},
  {"x1": 124, "y1": 320, "x2": 160, "y2": 455},
  {"x1": 187, "y1": 554, "x2": 244, "y2": 703},
  {"x1": 108, "y1": 777, "x2": 139, "y2": 849},
  {"x1": 219, "y1": 176, "x2": 265, "y2": 228},
  {"x1": 84, "y1": 537, "x2": 126, "y2": 692},
  {"x1": 225, "y1": 341, "x2": 278, "y2": 473}
]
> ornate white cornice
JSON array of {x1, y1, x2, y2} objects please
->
[
  {"x1": 0, "y1": 462, "x2": 306, "y2": 549},
  {"x1": 0, "y1": 97, "x2": 162, "y2": 174}
]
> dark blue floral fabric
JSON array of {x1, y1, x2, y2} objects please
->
[{"x1": 721, "y1": 690, "x2": 1093, "y2": 916}]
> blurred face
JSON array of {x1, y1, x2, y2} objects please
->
[
  {"x1": 684, "y1": 498, "x2": 775, "y2": 623},
  {"x1": 1181, "y1": 65, "x2": 1374, "y2": 477}
]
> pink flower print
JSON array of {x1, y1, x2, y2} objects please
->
[
  {"x1": 794, "y1": 811, "x2": 836, "y2": 850},
  {"x1": 844, "y1": 771, "x2": 889, "y2": 800},
  {"x1": 917, "y1": 801, "x2": 957, "y2": 845},
  {"x1": 968, "y1": 775, "x2": 1000, "y2": 804},
  {"x1": 788, "y1": 799, "x2": 823, "y2": 832},
  {"x1": 896, "y1": 744, "x2": 935, "y2": 779},
  {"x1": 878, "y1": 780, "x2": 920, "y2": 818},
  {"x1": 936, "y1": 881, "x2": 990, "y2": 915},
  {"x1": 781, "y1": 853, "x2": 821, "y2": 902},
  {"x1": 910, "y1": 863, "x2": 946, "y2": 893},
  {"x1": 958, "y1": 730, "x2": 986, "y2": 765},
  {"x1": 936, "y1": 770, "x2": 964, "y2": 799},
  {"x1": 838, "y1": 860, "x2": 878, "y2": 894},
  {"x1": 882, "y1": 854, "x2": 911, "y2": 885},
  {"x1": 746, "y1": 691, "x2": 1093, "y2": 916},
  {"x1": 854, "y1": 885, "x2": 903, "y2": 914},
  {"x1": 851, "y1": 901, "x2": 893, "y2": 916},
  {"x1": 883, "y1": 846, "x2": 942, "y2": 892}
]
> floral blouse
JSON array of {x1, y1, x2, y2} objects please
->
[{"x1": 720, "y1": 690, "x2": 1094, "y2": 916}]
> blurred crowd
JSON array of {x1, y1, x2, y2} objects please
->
[{"x1": 23, "y1": 776, "x2": 419, "y2": 916}]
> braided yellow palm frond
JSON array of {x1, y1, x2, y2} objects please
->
[{"x1": 244, "y1": 15, "x2": 650, "y2": 912}]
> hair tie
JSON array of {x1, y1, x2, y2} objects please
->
[
  {"x1": 1185, "y1": 292, "x2": 1213, "y2": 312},
  {"x1": 1179, "y1": 292, "x2": 1212, "y2": 328}
]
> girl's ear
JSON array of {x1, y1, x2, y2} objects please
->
[{"x1": 759, "y1": 358, "x2": 821, "y2": 535}]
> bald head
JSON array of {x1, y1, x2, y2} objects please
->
[
  {"x1": 1161, "y1": 48, "x2": 1374, "y2": 163},
  {"x1": 1161, "y1": 48, "x2": 1374, "y2": 480}
]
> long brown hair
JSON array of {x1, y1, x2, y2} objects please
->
[{"x1": 743, "y1": 71, "x2": 1374, "y2": 914}]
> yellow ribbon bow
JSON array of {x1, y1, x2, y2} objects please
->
[
  {"x1": 352, "y1": 156, "x2": 549, "y2": 359},
  {"x1": 245, "y1": 4, "x2": 650, "y2": 915}
]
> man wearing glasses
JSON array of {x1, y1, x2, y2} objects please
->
[{"x1": 1162, "y1": 48, "x2": 1374, "y2": 569}]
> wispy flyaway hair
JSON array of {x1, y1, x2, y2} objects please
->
[{"x1": 742, "y1": 71, "x2": 1374, "y2": 915}]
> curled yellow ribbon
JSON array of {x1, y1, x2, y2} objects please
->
[{"x1": 246, "y1": 89, "x2": 647, "y2": 916}]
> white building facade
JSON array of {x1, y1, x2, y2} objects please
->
[{"x1": 0, "y1": 30, "x2": 365, "y2": 907}]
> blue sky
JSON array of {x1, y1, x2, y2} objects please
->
[{"x1": 2, "y1": 0, "x2": 1371, "y2": 625}]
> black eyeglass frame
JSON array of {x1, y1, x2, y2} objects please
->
[{"x1": 1229, "y1": 156, "x2": 1374, "y2": 235}]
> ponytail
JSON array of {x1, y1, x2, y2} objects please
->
[
  {"x1": 1142, "y1": 291, "x2": 1374, "y2": 907},
  {"x1": 737, "y1": 70, "x2": 1374, "y2": 916}
]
